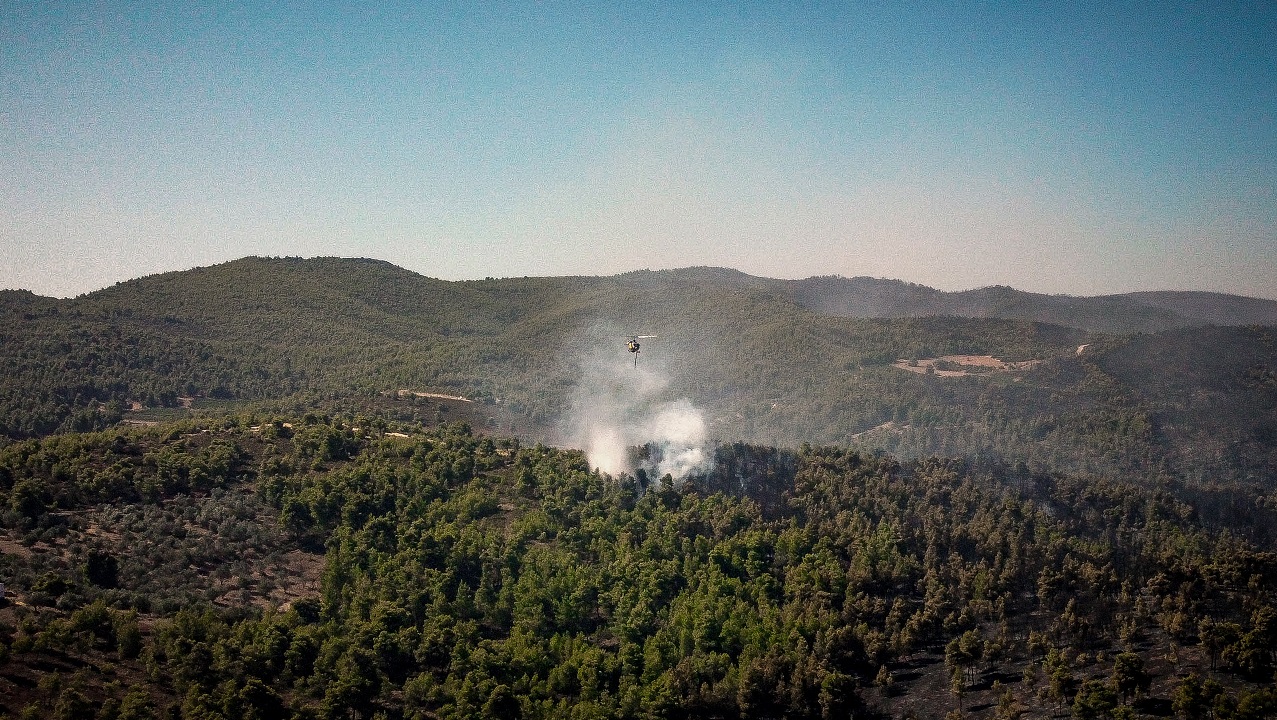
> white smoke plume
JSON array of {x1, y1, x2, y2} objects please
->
[{"x1": 563, "y1": 346, "x2": 713, "y2": 484}]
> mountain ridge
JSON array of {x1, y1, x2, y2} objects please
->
[
  {"x1": 18, "y1": 257, "x2": 1272, "y2": 334},
  {"x1": 782, "y1": 274, "x2": 1277, "y2": 333}
]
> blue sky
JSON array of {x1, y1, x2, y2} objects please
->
[{"x1": 2, "y1": 1, "x2": 1274, "y2": 298}]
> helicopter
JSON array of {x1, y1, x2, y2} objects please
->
[{"x1": 625, "y1": 335, "x2": 657, "y2": 367}]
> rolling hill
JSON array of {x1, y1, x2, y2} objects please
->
[
  {"x1": 2, "y1": 257, "x2": 1274, "y2": 505},
  {"x1": 785, "y1": 276, "x2": 1277, "y2": 333}
]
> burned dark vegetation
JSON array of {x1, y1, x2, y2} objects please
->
[{"x1": 1, "y1": 257, "x2": 1276, "y2": 719}]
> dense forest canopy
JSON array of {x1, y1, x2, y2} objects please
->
[{"x1": 1, "y1": 417, "x2": 1276, "y2": 718}]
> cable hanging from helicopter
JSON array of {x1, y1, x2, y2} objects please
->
[{"x1": 626, "y1": 335, "x2": 657, "y2": 367}]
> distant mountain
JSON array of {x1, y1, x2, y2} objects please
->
[
  {"x1": 1117, "y1": 290, "x2": 1277, "y2": 326},
  {"x1": 784, "y1": 275, "x2": 1277, "y2": 333},
  {"x1": 2, "y1": 257, "x2": 1275, "y2": 507}
]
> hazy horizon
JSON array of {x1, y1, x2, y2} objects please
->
[
  {"x1": 4, "y1": 2, "x2": 1275, "y2": 299},
  {"x1": 5, "y1": 255, "x2": 1277, "y2": 303}
]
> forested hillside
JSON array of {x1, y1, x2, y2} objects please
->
[
  {"x1": 2, "y1": 257, "x2": 1274, "y2": 715},
  {"x1": 785, "y1": 277, "x2": 1277, "y2": 333},
  {"x1": 2, "y1": 418, "x2": 1276, "y2": 718},
  {"x1": 2, "y1": 258, "x2": 1275, "y2": 514}
]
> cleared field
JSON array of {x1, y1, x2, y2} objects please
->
[{"x1": 892, "y1": 354, "x2": 1042, "y2": 376}]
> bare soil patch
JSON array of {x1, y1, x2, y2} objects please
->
[
  {"x1": 390, "y1": 389, "x2": 472, "y2": 402},
  {"x1": 267, "y1": 549, "x2": 325, "y2": 601},
  {"x1": 850, "y1": 421, "x2": 908, "y2": 439},
  {"x1": 893, "y1": 355, "x2": 1042, "y2": 377},
  {"x1": 0, "y1": 534, "x2": 36, "y2": 560}
]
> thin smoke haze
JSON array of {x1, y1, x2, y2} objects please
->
[{"x1": 563, "y1": 347, "x2": 713, "y2": 483}]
